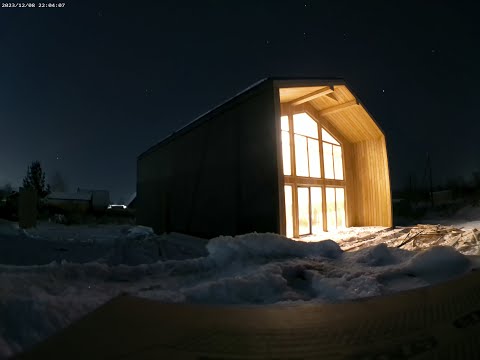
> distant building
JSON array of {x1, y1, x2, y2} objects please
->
[
  {"x1": 77, "y1": 188, "x2": 110, "y2": 211},
  {"x1": 46, "y1": 192, "x2": 92, "y2": 213}
]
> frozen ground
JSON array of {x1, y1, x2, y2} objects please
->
[{"x1": 1, "y1": 215, "x2": 480, "y2": 358}]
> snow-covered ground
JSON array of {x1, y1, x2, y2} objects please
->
[{"x1": 1, "y1": 214, "x2": 480, "y2": 358}]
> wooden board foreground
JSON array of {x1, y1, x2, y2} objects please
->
[{"x1": 16, "y1": 270, "x2": 480, "y2": 359}]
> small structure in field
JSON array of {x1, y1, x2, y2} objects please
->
[
  {"x1": 46, "y1": 191, "x2": 92, "y2": 213},
  {"x1": 137, "y1": 78, "x2": 392, "y2": 238},
  {"x1": 77, "y1": 188, "x2": 110, "y2": 211}
]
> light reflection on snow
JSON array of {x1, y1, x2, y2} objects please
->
[{"x1": 0, "y1": 220, "x2": 479, "y2": 357}]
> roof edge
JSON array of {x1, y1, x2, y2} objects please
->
[
  {"x1": 138, "y1": 77, "x2": 349, "y2": 160},
  {"x1": 138, "y1": 78, "x2": 272, "y2": 160}
]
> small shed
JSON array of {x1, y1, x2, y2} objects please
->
[
  {"x1": 46, "y1": 192, "x2": 92, "y2": 213},
  {"x1": 77, "y1": 188, "x2": 110, "y2": 211},
  {"x1": 137, "y1": 78, "x2": 392, "y2": 238}
]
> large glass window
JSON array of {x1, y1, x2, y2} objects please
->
[
  {"x1": 326, "y1": 187, "x2": 346, "y2": 231},
  {"x1": 310, "y1": 187, "x2": 323, "y2": 234},
  {"x1": 297, "y1": 187, "x2": 310, "y2": 236},
  {"x1": 292, "y1": 113, "x2": 321, "y2": 178},
  {"x1": 284, "y1": 185, "x2": 294, "y2": 238},
  {"x1": 293, "y1": 113, "x2": 318, "y2": 138},
  {"x1": 281, "y1": 112, "x2": 346, "y2": 235},
  {"x1": 322, "y1": 128, "x2": 343, "y2": 180},
  {"x1": 326, "y1": 187, "x2": 336, "y2": 231},
  {"x1": 281, "y1": 116, "x2": 291, "y2": 176},
  {"x1": 294, "y1": 135, "x2": 309, "y2": 177}
]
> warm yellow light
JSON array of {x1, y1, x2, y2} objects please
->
[
  {"x1": 293, "y1": 113, "x2": 318, "y2": 139},
  {"x1": 333, "y1": 145, "x2": 343, "y2": 180},
  {"x1": 321, "y1": 128, "x2": 339, "y2": 145},
  {"x1": 308, "y1": 138, "x2": 321, "y2": 178},
  {"x1": 284, "y1": 185, "x2": 294, "y2": 238},
  {"x1": 311, "y1": 187, "x2": 322, "y2": 234},
  {"x1": 297, "y1": 187, "x2": 310, "y2": 235},
  {"x1": 323, "y1": 143, "x2": 334, "y2": 179},
  {"x1": 326, "y1": 187, "x2": 346, "y2": 231},
  {"x1": 281, "y1": 131, "x2": 291, "y2": 175},
  {"x1": 294, "y1": 135, "x2": 309, "y2": 177},
  {"x1": 326, "y1": 187, "x2": 336, "y2": 231},
  {"x1": 281, "y1": 116, "x2": 289, "y2": 131},
  {"x1": 336, "y1": 188, "x2": 345, "y2": 228}
]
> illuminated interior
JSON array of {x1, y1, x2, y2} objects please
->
[
  {"x1": 322, "y1": 129, "x2": 343, "y2": 180},
  {"x1": 281, "y1": 116, "x2": 291, "y2": 176},
  {"x1": 297, "y1": 187, "x2": 310, "y2": 235},
  {"x1": 284, "y1": 185, "x2": 294, "y2": 238},
  {"x1": 278, "y1": 83, "x2": 392, "y2": 234},
  {"x1": 280, "y1": 110, "x2": 346, "y2": 236}
]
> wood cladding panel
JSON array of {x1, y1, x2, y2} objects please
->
[
  {"x1": 278, "y1": 98, "x2": 392, "y2": 228},
  {"x1": 279, "y1": 86, "x2": 327, "y2": 103},
  {"x1": 342, "y1": 141, "x2": 356, "y2": 227},
  {"x1": 351, "y1": 137, "x2": 392, "y2": 227},
  {"x1": 138, "y1": 84, "x2": 280, "y2": 238},
  {"x1": 284, "y1": 85, "x2": 383, "y2": 143},
  {"x1": 310, "y1": 85, "x2": 355, "y2": 109},
  {"x1": 320, "y1": 107, "x2": 383, "y2": 143}
]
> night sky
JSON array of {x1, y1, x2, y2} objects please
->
[{"x1": 1, "y1": 1, "x2": 478, "y2": 202}]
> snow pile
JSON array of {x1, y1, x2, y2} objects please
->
[
  {"x1": 207, "y1": 233, "x2": 342, "y2": 266},
  {"x1": 101, "y1": 226, "x2": 161, "y2": 265},
  {"x1": 125, "y1": 225, "x2": 154, "y2": 239},
  {"x1": 401, "y1": 246, "x2": 471, "y2": 283},
  {"x1": 101, "y1": 227, "x2": 208, "y2": 265},
  {"x1": 0, "y1": 220, "x2": 22, "y2": 237},
  {"x1": 0, "y1": 225, "x2": 479, "y2": 357}
]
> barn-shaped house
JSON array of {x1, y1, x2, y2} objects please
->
[{"x1": 137, "y1": 78, "x2": 392, "y2": 238}]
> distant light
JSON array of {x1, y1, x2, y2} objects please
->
[{"x1": 108, "y1": 204, "x2": 127, "y2": 209}]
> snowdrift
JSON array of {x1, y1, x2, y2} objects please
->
[{"x1": 1, "y1": 221, "x2": 480, "y2": 357}]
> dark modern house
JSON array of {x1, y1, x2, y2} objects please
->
[{"x1": 137, "y1": 78, "x2": 392, "y2": 238}]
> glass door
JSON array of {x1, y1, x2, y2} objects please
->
[{"x1": 297, "y1": 186, "x2": 323, "y2": 236}]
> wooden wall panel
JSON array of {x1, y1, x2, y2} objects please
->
[
  {"x1": 351, "y1": 137, "x2": 392, "y2": 227},
  {"x1": 310, "y1": 85, "x2": 354, "y2": 109},
  {"x1": 279, "y1": 86, "x2": 325, "y2": 103},
  {"x1": 342, "y1": 141, "x2": 356, "y2": 227},
  {"x1": 138, "y1": 83, "x2": 280, "y2": 238}
]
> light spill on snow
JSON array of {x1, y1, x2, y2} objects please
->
[{"x1": 0, "y1": 221, "x2": 479, "y2": 358}]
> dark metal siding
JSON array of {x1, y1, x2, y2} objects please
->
[{"x1": 137, "y1": 83, "x2": 279, "y2": 238}]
